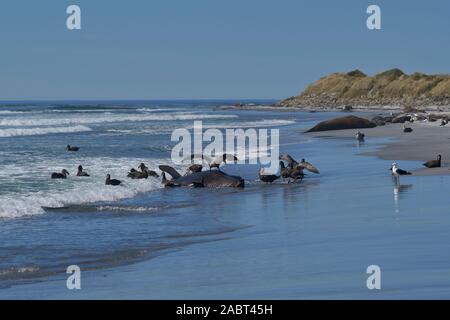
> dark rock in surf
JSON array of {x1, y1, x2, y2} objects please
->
[{"x1": 305, "y1": 115, "x2": 376, "y2": 133}]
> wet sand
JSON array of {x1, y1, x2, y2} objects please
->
[{"x1": 307, "y1": 121, "x2": 450, "y2": 176}]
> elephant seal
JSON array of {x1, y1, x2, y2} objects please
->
[
  {"x1": 306, "y1": 116, "x2": 376, "y2": 133},
  {"x1": 159, "y1": 165, "x2": 244, "y2": 188}
]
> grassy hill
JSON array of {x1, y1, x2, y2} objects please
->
[{"x1": 278, "y1": 69, "x2": 450, "y2": 109}]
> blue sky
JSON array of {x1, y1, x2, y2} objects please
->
[{"x1": 0, "y1": 0, "x2": 449, "y2": 100}]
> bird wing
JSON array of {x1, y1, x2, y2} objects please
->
[
  {"x1": 300, "y1": 161, "x2": 320, "y2": 174},
  {"x1": 279, "y1": 154, "x2": 298, "y2": 166},
  {"x1": 158, "y1": 165, "x2": 181, "y2": 179}
]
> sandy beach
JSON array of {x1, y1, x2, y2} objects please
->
[{"x1": 307, "y1": 119, "x2": 450, "y2": 176}]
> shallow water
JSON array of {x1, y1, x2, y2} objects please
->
[
  {"x1": 0, "y1": 100, "x2": 313, "y2": 286},
  {"x1": 2, "y1": 101, "x2": 450, "y2": 298}
]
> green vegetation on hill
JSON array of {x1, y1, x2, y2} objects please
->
[{"x1": 278, "y1": 69, "x2": 450, "y2": 109}]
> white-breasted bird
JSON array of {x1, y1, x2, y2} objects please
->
[{"x1": 391, "y1": 162, "x2": 412, "y2": 176}]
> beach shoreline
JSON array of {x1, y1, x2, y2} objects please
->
[
  {"x1": 223, "y1": 102, "x2": 450, "y2": 114},
  {"x1": 307, "y1": 121, "x2": 450, "y2": 176}
]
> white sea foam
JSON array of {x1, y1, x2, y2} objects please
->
[
  {"x1": 0, "y1": 125, "x2": 92, "y2": 137},
  {"x1": 0, "y1": 157, "x2": 177, "y2": 218},
  {"x1": 0, "y1": 110, "x2": 26, "y2": 115},
  {"x1": 104, "y1": 119, "x2": 295, "y2": 136},
  {"x1": 96, "y1": 205, "x2": 161, "y2": 212},
  {"x1": 136, "y1": 108, "x2": 183, "y2": 113},
  {"x1": 0, "y1": 113, "x2": 237, "y2": 127}
]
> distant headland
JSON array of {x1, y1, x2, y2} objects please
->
[{"x1": 276, "y1": 69, "x2": 450, "y2": 111}]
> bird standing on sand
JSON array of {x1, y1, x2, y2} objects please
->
[
  {"x1": 51, "y1": 169, "x2": 70, "y2": 179},
  {"x1": 391, "y1": 162, "x2": 412, "y2": 176},
  {"x1": 423, "y1": 155, "x2": 442, "y2": 168},
  {"x1": 105, "y1": 174, "x2": 121, "y2": 186},
  {"x1": 76, "y1": 165, "x2": 90, "y2": 177},
  {"x1": 403, "y1": 124, "x2": 413, "y2": 133},
  {"x1": 258, "y1": 167, "x2": 280, "y2": 184},
  {"x1": 355, "y1": 131, "x2": 365, "y2": 142},
  {"x1": 67, "y1": 145, "x2": 79, "y2": 152}
]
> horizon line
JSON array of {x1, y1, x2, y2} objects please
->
[{"x1": 0, "y1": 98, "x2": 280, "y2": 103}]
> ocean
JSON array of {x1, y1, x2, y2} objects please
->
[{"x1": 1, "y1": 101, "x2": 450, "y2": 298}]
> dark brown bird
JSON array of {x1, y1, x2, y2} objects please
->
[
  {"x1": 127, "y1": 168, "x2": 148, "y2": 179},
  {"x1": 279, "y1": 154, "x2": 298, "y2": 168},
  {"x1": 403, "y1": 124, "x2": 413, "y2": 133},
  {"x1": 105, "y1": 174, "x2": 121, "y2": 186},
  {"x1": 138, "y1": 163, "x2": 159, "y2": 178},
  {"x1": 279, "y1": 161, "x2": 292, "y2": 179},
  {"x1": 279, "y1": 161, "x2": 304, "y2": 182},
  {"x1": 76, "y1": 165, "x2": 90, "y2": 177},
  {"x1": 67, "y1": 145, "x2": 79, "y2": 152},
  {"x1": 51, "y1": 169, "x2": 70, "y2": 179},
  {"x1": 423, "y1": 155, "x2": 442, "y2": 168},
  {"x1": 289, "y1": 168, "x2": 305, "y2": 182}
]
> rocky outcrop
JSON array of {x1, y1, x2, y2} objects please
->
[
  {"x1": 305, "y1": 115, "x2": 377, "y2": 133},
  {"x1": 277, "y1": 69, "x2": 450, "y2": 110}
]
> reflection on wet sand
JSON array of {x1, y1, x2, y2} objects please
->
[
  {"x1": 393, "y1": 180, "x2": 413, "y2": 214},
  {"x1": 356, "y1": 139, "x2": 365, "y2": 151},
  {"x1": 253, "y1": 179, "x2": 321, "y2": 210}
]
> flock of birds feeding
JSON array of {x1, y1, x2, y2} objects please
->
[
  {"x1": 51, "y1": 145, "x2": 321, "y2": 187},
  {"x1": 259, "y1": 155, "x2": 320, "y2": 184},
  {"x1": 53, "y1": 129, "x2": 443, "y2": 189}
]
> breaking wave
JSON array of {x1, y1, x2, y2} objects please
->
[
  {"x1": 0, "y1": 157, "x2": 173, "y2": 219},
  {"x1": 0, "y1": 125, "x2": 92, "y2": 137},
  {"x1": 0, "y1": 113, "x2": 237, "y2": 127}
]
